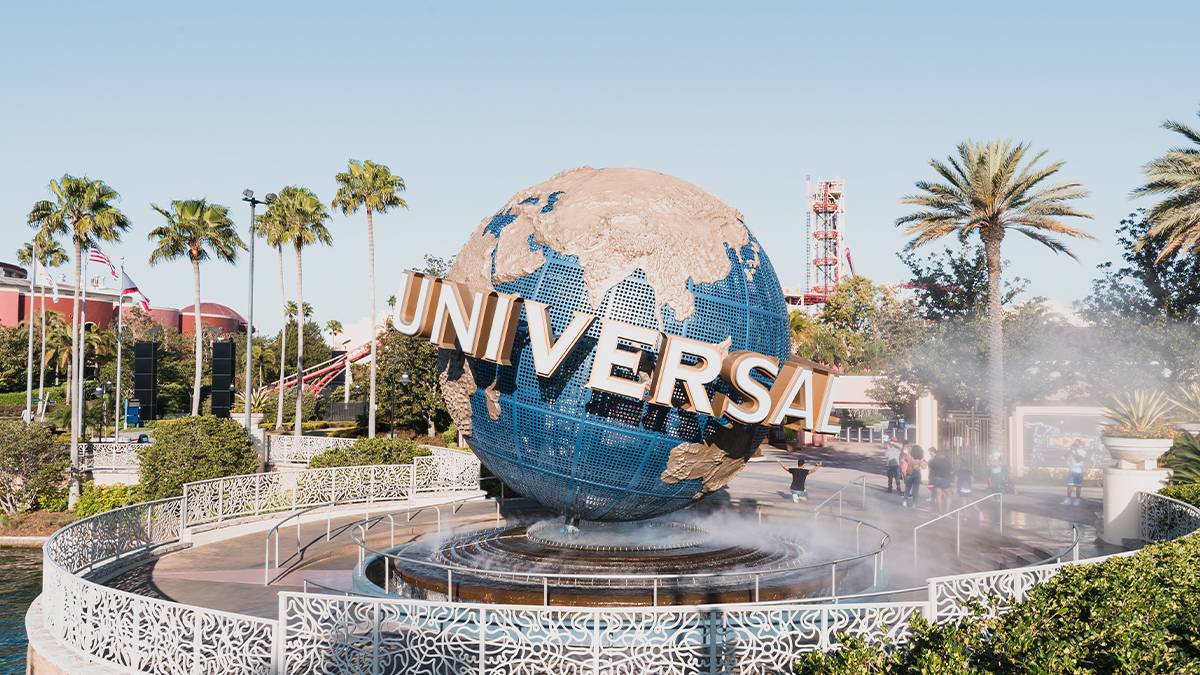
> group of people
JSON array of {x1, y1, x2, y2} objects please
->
[{"x1": 883, "y1": 441, "x2": 971, "y2": 512}]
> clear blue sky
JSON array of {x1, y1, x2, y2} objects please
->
[{"x1": 2, "y1": 1, "x2": 1197, "y2": 336}]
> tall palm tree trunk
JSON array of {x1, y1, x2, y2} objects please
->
[
  {"x1": 275, "y1": 246, "x2": 287, "y2": 431},
  {"x1": 983, "y1": 233, "x2": 1006, "y2": 461},
  {"x1": 293, "y1": 244, "x2": 305, "y2": 438},
  {"x1": 366, "y1": 208, "x2": 378, "y2": 438},
  {"x1": 190, "y1": 257, "x2": 203, "y2": 415},
  {"x1": 67, "y1": 241, "x2": 82, "y2": 508},
  {"x1": 37, "y1": 292, "x2": 47, "y2": 420}
]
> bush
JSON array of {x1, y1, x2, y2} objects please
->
[
  {"x1": 1161, "y1": 484, "x2": 1200, "y2": 508},
  {"x1": 75, "y1": 482, "x2": 144, "y2": 518},
  {"x1": 0, "y1": 420, "x2": 68, "y2": 515},
  {"x1": 262, "y1": 386, "x2": 321, "y2": 424},
  {"x1": 308, "y1": 437, "x2": 431, "y2": 469},
  {"x1": 1163, "y1": 433, "x2": 1200, "y2": 485},
  {"x1": 138, "y1": 416, "x2": 259, "y2": 500},
  {"x1": 31, "y1": 459, "x2": 70, "y2": 512},
  {"x1": 795, "y1": 534, "x2": 1200, "y2": 674},
  {"x1": 441, "y1": 424, "x2": 459, "y2": 448}
]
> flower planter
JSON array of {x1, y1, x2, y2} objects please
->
[{"x1": 1101, "y1": 436, "x2": 1173, "y2": 470}]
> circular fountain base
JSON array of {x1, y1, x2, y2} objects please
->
[{"x1": 371, "y1": 517, "x2": 877, "y2": 606}]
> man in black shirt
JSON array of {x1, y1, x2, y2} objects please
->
[{"x1": 778, "y1": 459, "x2": 821, "y2": 502}]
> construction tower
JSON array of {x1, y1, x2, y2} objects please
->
[{"x1": 803, "y1": 177, "x2": 847, "y2": 305}]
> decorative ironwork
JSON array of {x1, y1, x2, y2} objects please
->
[
  {"x1": 1139, "y1": 490, "x2": 1200, "y2": 542},
  {"x1": 268, "y1": 435, "x2": 356, "y2": 464},
  {"x1": 78, "y1": 442, "x2": 142, "y2": 471}
]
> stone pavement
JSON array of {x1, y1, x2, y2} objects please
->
[{"x1": 103, "y1": 442, "x2": 1120, "y2": 618}]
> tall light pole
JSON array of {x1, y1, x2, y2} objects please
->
[{"x1": 241, "y1": 189, "x2": 276, "y2": 436}]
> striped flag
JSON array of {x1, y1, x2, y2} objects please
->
[
  {"x1": 87, "y1": 246, "x2": 118, "y2": 279},
  {"x1": 36, "y1": 267, "x2": 60, "y2": 301},
  {"x1": 119, "y1": 271, "x2": 152, "y2": 311}
]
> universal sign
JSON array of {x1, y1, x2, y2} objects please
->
[{"x1": 393, "y1": 270, "x2": 840, "y2": 434}]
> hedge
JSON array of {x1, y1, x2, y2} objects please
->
[
  {"x1": 75, "y1": 482, "x2": 144, "y2": 518},
  {"x1": 795, "y1": 533, "x2": 1200, "y2": 673},
  {"x1": 138, "y1": 416, "x2": 258, "y2": 500},
  {"x1": 308, "y1": 437, "x2": 431, "y2": 469}
]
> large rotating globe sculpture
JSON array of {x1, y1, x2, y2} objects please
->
[{"x1": 439, "y1": 167, "x2": 791, "y2": 521}]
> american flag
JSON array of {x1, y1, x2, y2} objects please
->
[{"x1": 87, "y1": 246, "x2": 118, "y2": 279}]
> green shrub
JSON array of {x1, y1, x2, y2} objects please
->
[
  {"x1": 308, "y1": 437, "x2": 431, "y2": 469},
  {"x1": 138, "y1": 416, "x2": 259, "y2": 500},
  {"x1": 31, "y1": 459, "x2": 70, "y2": 512},
  {"x1": 75, "y1": 482, "x2": 144, "y2": 518},
  {"x1": 1161, "y1": 484, "x2": 1200, "y2": 508},
  {"x1": 262, "y1": 386, "x2": 321, "y2": 424},
  {"x1": 1164, "y1": 433, "x2": 1200, "y2": 485},
  {"x1": 0, "y1": 420, "x2": 68, "y2": 515},
  {"x1": 795, "y1": 534, "x2": 1200, "y2": 674},
  {"x1": 441, "y1": 424, "x2": 459, "y2": 448}
]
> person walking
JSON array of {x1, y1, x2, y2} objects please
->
[
  {"x1": 778, "y1": 458, "x2": 821, "y2": 503},
  {"x1": 903, "y1": 446, "x2": 926, "y2": 508},
  {"x1": 1063, "y1": 440, "x2": 1086, "y2": 506},
  {"x1": 884, "y1": 442, "x2": 902, "y2": 494},
  {"x1": 927, "y1": 447, "x2": 953, "y2": 513}
]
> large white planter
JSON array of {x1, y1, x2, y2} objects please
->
[
  {"x1": 1101, "y1": 436, "x2": 1173, "y2": 470},
  {"x1": 1177, "y1": 422, "x2": 1200, "y2": 436}
]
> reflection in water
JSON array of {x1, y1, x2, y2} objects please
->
[{"x1": 0, "y1": 547, "x2": 41, "y2": 671}]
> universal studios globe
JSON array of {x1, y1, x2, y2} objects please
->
[{"x1": 438, "y1": 167, "x2": 791, "y2": 522}]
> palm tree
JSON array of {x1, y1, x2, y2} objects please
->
[
  {"x1": 18, "y1": 232, "x2": 68, "y2": 421},
  {"x1": 27, "y1": 175, "x2": 130, "y2": 507},
  {"x1": 896, "y1": 140, "x2": 1091, "y2": 459},
  {"x1": 325, "y1": 319, "x2": 343, "y2": 340},
  {"x1": 332, "y1": 160, "x2": 408, "y2": 438},
  {"x1": 148, "y1": 199, "x2": 245, "y2": 416},
  {"x1": 261, "y1": 186, "x2": 332, "y2": 437},
  {"x1": 1133, "y1": 107, "x2": 1200, "y2": 259}
]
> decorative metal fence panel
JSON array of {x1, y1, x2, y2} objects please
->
[
  {"x1": 183, "y1": 459, "x2": 480, "y2": 527},
  {"x1": 78, "y1": 442, "x2": 143, "y2": 471},
  {"x1": 278, "y1": 593, "x2": 929, "y2": 675},
  {"x1": 1139, "y1": 490, "x2": 1200, "y2": 542},
  {"x1": 268, "y1": 435, "x2": 356, "y2": 465}
]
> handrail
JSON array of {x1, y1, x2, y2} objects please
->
[
  {"x1": 912, "y1": 491, "x2": 1003, "y2": 564},
  {"x1": 1029, "y1": 523, "x2": 1081, "y2": 566},
  {"x1": 812, "y1": 473, "x2": 870, "y2": 516}
]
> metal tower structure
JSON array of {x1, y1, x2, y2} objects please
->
[{"x1": 803, "y1": 178, "x2": 846, "y2": 305}]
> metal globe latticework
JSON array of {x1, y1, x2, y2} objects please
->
[{"x1": 439, "y1": 167, "x2": 791, "y2": 521}]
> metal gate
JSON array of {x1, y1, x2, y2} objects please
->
[{"x1": 938, "y1": 410, "x2": 994, "y2": 476}]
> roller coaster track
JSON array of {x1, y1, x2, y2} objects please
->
[{"x1": 265, "y1": 341, "x2": 374, "y2": 394}]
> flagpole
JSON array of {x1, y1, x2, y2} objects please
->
[
  {"x1": 36, "y1": 269, "x2": 49, "y2": 421},
  {"x1": 78, "y1": 256, "x2": 89, "y2": 442},
  {"x1": 114, "y1": 260, "x2": 125, "y2": 441},
  {"x1": 24, "y1": 240, "x2": 38, "y2": 423}
]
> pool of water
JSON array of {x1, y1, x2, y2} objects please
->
[{"x1": 0, "y1": 547, "x2": 40, "y2": 671}]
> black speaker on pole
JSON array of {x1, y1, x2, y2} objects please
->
[
  {"x1": 133, "y1": 342, "x2": 159, "y2": 422},
  {"x1": 211, "y1": 341, "x2": 235, "y2": 418}
]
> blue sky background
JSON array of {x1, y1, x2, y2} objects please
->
[{"x1": 2, "y1": 1, "x2": 1197, "y2": 337}]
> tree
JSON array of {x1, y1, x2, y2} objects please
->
[
  {"x1": 1076, "y1": 210, "x2": 1200, "y2": 394},
  {"x1": 897, "y1": 140, "x2": 1092, "y2": 458},
  {"x1": 325, "y1": 319, "x2": 343, "y2": 343},
  {"x1": 18, "y1": 231, "x2": 69, "y2": 420},
  {"x1": 790, "y1": 276, "x2": 922, "y2": 374},
  {"x1": 260, "y1": 186, "x2": 332, "y2": 437},
  {"x1": 1133, "y1": 106, "x2": 1200, "y2": 260},
  {"x1": 0, "y1": 421, "x2": 68, "y2": 515},
  {"x1": 897, "y1": 243, "x2": 1027, "y2": 323},
  {"x1": 332, "y1": 159, "x2": 409, "y2": 439},
  {"x1": 148, "y1": 199, "x2": 244, "y2": 415},
  {"x1": 27, "y1": 175, "x2": 130, "y2": 507}
]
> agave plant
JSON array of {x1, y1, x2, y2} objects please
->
[
  {"x1": 1162, "y1": 433, "x2": 1200, "y2": 484},
  {"x1": 234, "y1": 388, "x2": 270, "y2": 413},
  {"x1": 1102, "y1": 389, "x2": 1177, "y2": 438},
  {"x1": 1170, "y1": 382, "x2": 1200, "y2": 423}
]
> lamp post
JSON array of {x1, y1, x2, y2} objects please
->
[{"x1": 240, "y1": 189, "x2": 276, "y2": 436}]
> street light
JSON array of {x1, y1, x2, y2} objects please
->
[{"x1": 241, "y1": 189, "x2": 277, "y2": 438}]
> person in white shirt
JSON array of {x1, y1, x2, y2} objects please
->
[
  {"x1": 884, "y1": 443, "x2": 902, "y2": 494},
  {"x1": 1063, "y1": 440, "x2": 1086, "y2": 506}
]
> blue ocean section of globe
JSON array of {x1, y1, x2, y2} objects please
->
[{"x1": 460, "y1": 198, "x2": 792, "y2": 522}]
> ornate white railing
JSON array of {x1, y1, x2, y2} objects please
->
[
  {"x1": 267, "y1": 434, "x2": 356, "y2": 464},
  {"x1": 1139, "y1": 490, "x2": 1200, "y2": 542},
  {"x1": 36, "y1": 485, "x2": 1200, "y2": 674},
  {"x1": 278, "y1": 593, "x2": 928, "y2": 674},
  {"x1": 42, "y1": 498, "x2": 276, "y2": 673},
  {"x1": 183, "y1": 456, "x2": 481, "y2": 527},
  {"x1": 78, "y1": 442, "x2": 143, "y2": 471},
  {"x1": 266, "y1": 433, "x2": 470, "y2": 466}
]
